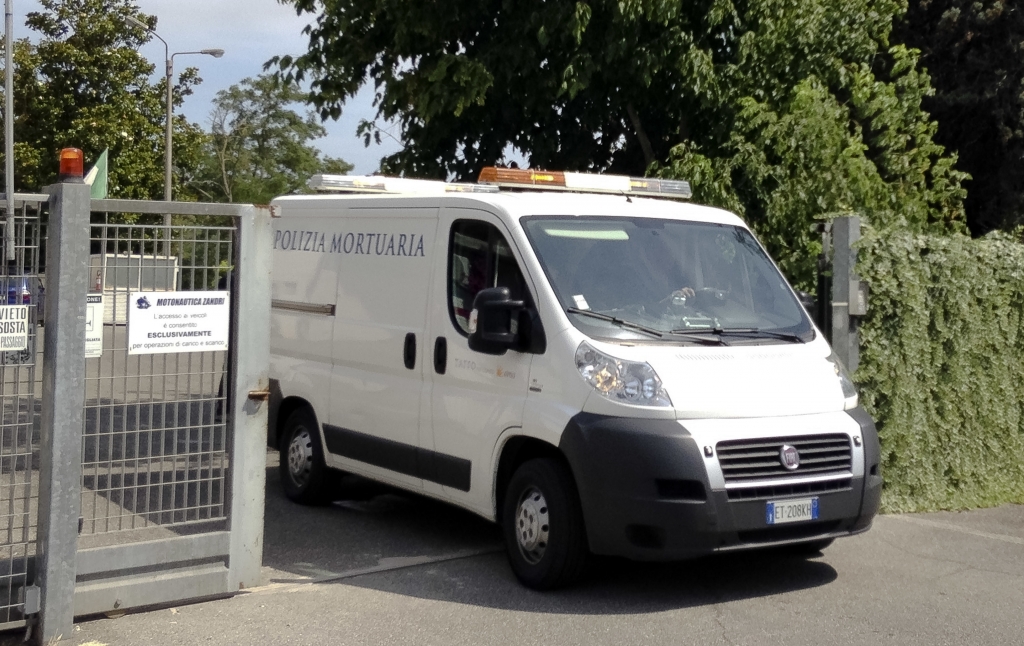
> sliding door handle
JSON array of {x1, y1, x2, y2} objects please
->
[
  {"x1": 434, "y1": 337, "x2": 447, "y2": 374},
  {"x1": 403, "y1": 333, "x2": 416, "y2": 370}
]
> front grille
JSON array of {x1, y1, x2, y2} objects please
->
[
  {"x1": 727, "y1": 477, "x2": 852, "y2": 501},
  {"x1": 716, "y1": 434, "x2": 852, "y2": 484}
]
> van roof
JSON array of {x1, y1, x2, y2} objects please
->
[{"x1": 271, "y1": 191, "x2": 748, "y2": 229}]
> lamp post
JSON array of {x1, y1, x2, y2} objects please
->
[
  {"x1": 5, "y1": 0, "x2": 16, "y2": 263},
  {"x1": 126, "y1": 16, "x2": 223, "y2": 253}
]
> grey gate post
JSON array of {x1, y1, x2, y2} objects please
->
[
  {"x1": 226, "y1": 204, "x2": 272, "y2": 590},
  {"x1": 831, "y1": 216, "x2": 861, "y2": 372},
  {"x1": 35, "y1": 182, "x2": 90, "y2": 642}
]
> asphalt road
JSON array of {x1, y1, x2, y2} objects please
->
[{"x1": 16, "y1": 452, "x2": 1017, "y2": 646}]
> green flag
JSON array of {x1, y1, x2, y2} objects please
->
[{"x1": 85, "y1": 149, "x2": 108, "y2": 199}]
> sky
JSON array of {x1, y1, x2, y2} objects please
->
[{"x1": 12, "y1": 0, "x2": 402, "y2": 175}]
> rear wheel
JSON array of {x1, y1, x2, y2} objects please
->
[
  {"x1": 502, "y1": 458, "x2": 588, "y2": 590},
  {"x1": 279, "y1": 407, "x2": 334, "y2": 505}
]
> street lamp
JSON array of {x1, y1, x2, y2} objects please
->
[{"x1": 126, "y1": 16, "x2": 223, "y2": 251}]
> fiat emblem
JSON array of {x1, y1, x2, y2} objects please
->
[{"x1": 779, "y1": 445, "x2": 800, "y2": 470}]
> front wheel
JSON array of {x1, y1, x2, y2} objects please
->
[
  {"x1": 502, "y1": 458, "x2": 588, "y2": 590},
  {"x1": 279, "y1": 407, "x2": 335, "y2": 505}
]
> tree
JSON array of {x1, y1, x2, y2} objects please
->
[
  {"x1": 656, "y1": 7, "x2": 970, "y2": 284},
  {"x1": 893, "y1": 1, "x2": 1024, "y2": 235},
  {"x1": 274, "y1": 0, "x2": 967, "y2": 287},
  {"x1": 190, "y1": 75, "x2": 353, "y2": 204},
  {"x1": 0, "y1": 0, "x2": 206, "y2": 199}
]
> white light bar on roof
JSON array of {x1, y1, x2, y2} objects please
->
[
  {"x1": 564, "y1": 172, "x2": 631, "y2": 192},
  {"x1": 476, "y1": 167, "x2": 692, "y2": 199},
  {"x1": 626, "y1": 177, "x2": 693, "y2": 198},
  {"x1": 308, "y1": 174, "x2": 499, "y2": 195}
]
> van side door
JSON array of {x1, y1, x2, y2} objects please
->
[
  {"x1": 425, "y1": 208, "x2": 535, "y2": 515},
  {"x1": 324, "y1": 207, "x2": 439, "y2": 490}
]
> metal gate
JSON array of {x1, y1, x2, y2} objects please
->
[
  {"x1": 0, "y1": 184, "x2": 271, "y2": 642},
  {"x1": 0, "y1": 194, "x2": 47, "y2": 631}
]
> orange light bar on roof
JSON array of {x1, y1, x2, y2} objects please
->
[
  {"x1": 477, "y1": 167, "x2": 567, "y2": 187},
  {"x1": 477, "y1": 167, "x2": 691, "y2": 200}
]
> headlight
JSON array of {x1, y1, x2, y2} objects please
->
[
  {"x1": 826, "y1": 351, "x2": 859, "y2": 410},
  {"x1": 575, "y1": 341, "x2": 672, "y2": 407}
]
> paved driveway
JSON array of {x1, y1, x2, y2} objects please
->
[{"x1": 8, "y1": 454, "x2": 1024, "y2": 646}]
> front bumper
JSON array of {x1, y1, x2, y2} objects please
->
[{"x1": 558, "y1": 408, "x2": 882, "y2": 561}]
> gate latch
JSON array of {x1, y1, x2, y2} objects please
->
[
  {"x1": 247, "y1": 389, "x2": 271, "y2": 402},
  {"x1": 23, "y1": 585, "x2": 40, "y2": 615}
]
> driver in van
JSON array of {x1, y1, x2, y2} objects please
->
[
  {"x1": 668, "y1": 285, "x2": 696, "y2": 301},
  {"x1": 635, "y1": 230, "x2": 696, "y2": 304}
]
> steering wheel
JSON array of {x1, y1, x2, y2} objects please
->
[{"x1": 668, "y1": 287, "x2": 726, "y2": 310}]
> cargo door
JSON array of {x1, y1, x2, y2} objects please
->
[{"x1": 326, "y1": 207, "x2": 439, "y2": 490}]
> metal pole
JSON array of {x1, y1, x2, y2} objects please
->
[
  {"x1": 126, "y1": 16, "x2": 221, "y2": 256},
  {"x1": 164, "y1": 57, "x2": 172, "y2": 204},
  {"x1": 36, "y1": 181, "x2": 91, "y2": 644},
  {"x1": 817, "y1": 223, "x2": 833, "y2": 342},
  {"x1": 5, "y1": 0, "x2": 15, "y2": 261},
  {"x1": 125, "y1": 17, "x2": 174, "y2": 254},
  {"x1": 164, "y1": 51, "x2": 172, "y2": 257},
  {"x1": 831, "y1": 216, "x2": 861, "y2": 372},
  {"x1": 227, "y1": 205, "x2": 272, "y2": 590}
]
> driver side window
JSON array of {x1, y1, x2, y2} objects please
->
[{"x1": 448, "y1": 220, "x2": 527, "y2": 335}]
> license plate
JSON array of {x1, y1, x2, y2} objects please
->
[{"x1": 766, "y1": 497, "x2": 819, "y2": 525}]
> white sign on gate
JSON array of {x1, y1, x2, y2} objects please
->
[
  {"x1": 0, "y1": 305, "x2": 29, "y2": 351},
  {"x1": 85, "y1": 294, "x2": 103, "y2": 358},
  {"x1": 128, "y1": 290, "x2": 230, "y2": 355}
]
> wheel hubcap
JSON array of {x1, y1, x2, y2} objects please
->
[
  {"x1": 287, "y1": 428, "x2": 314, "y2": 487},
  {"x1": 515, "y1": 487, "x2": 550, "y2": 565}
]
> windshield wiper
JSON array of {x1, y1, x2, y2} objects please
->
[
  {"x1": 569, "y1": 309, "x2": 729, "y2": 343},
  {"x1": 567, "y1": 308, "x2": 663, "y2": 338},
  {"x1": 671, "y1": 326, "x2": 806, "y2": 343},
  {"x1": 716, "y1": 328, "x2": 807, "y2": 343},
  {"x1": 665, "y1": 327, "x2": 728, "y2": 345}
]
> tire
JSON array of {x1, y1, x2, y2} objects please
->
[
  {"x1": 502, "y1": 458, "x2": 588, "y2": 590},
  {"x1": 279, "y1": 407, "x2": 335, "y2": 505}
]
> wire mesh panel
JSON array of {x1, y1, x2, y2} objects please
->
[
  {"x1": 81, "y1": 220, "x2": 234, "y2": 536},
  {"x1": 0, "y1": 197, "x2": 46, "y2": 626}
]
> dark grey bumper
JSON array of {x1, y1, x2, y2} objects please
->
[{"x1": 558, "y1": 409, "x2": 882, "y2": 561}]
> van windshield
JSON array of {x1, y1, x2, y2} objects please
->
[{"x1": 521, "y1": 216, "x2": 814, "y2": 343}]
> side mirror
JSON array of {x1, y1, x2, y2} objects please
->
[{"x1": 468, "y1": 287, "x2": 524, "y2": 355}]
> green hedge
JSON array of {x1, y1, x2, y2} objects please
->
[{"x1": 855, "y1": 228, "x2": 1024, "y2": 512}]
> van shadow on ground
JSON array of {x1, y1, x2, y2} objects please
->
[{"x1": 261, "y1": 452, "x2": 839, "y2": 616}]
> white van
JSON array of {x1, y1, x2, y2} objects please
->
[{"x1": 268, "y1": 169, "x2": 881, "y2": 590}]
